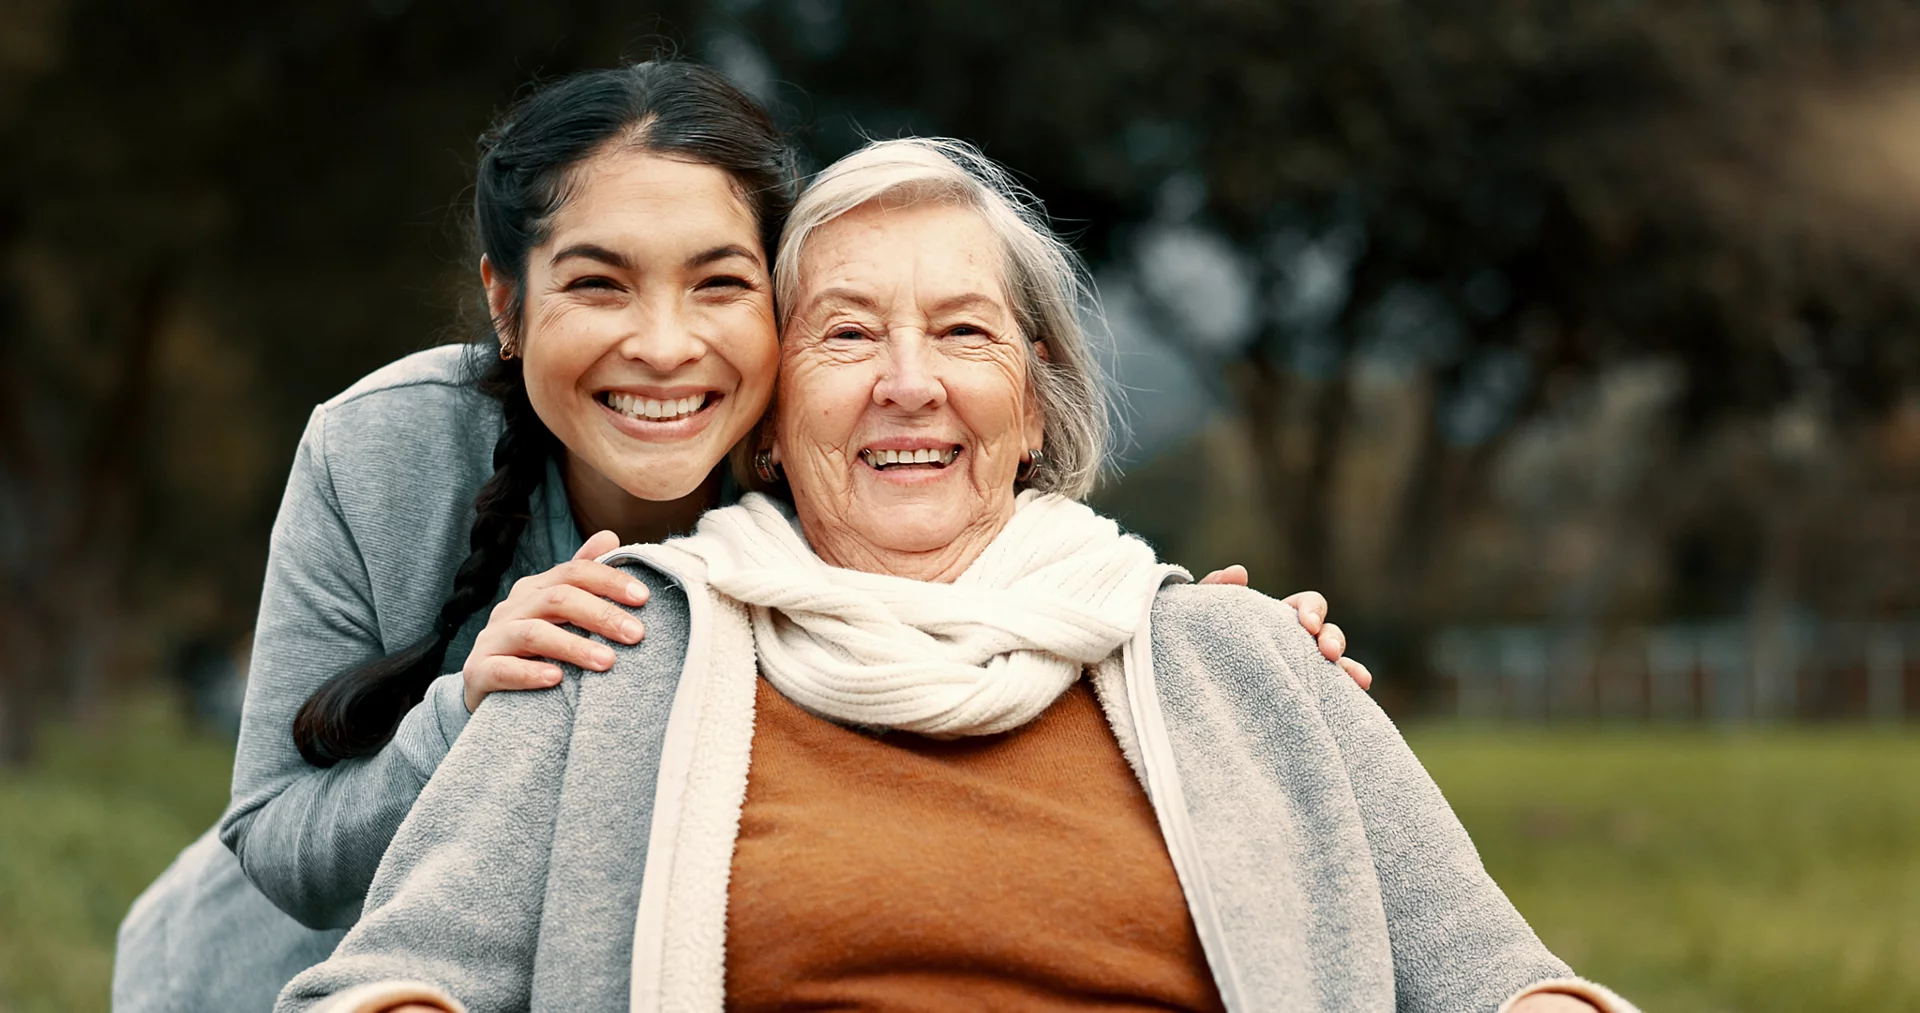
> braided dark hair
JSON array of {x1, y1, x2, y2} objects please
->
[{"x1": 293, "y1": 60, "x2": 796, "y2": 767}]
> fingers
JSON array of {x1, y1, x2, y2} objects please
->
[
  {"x1": 502, "y1": 583, "x2": 645, "y2": 645},
  {"x1": 572, "y1": 528, "x2": 622, "y2": 562},
  {"x1": 550, "y1": 558, "x2": 650, "y2": 608},
  {"x1": 508, "y1": 559, "x2": 650, "y2": 611},
  {"x1": 461, "y1": 535, "x2": 649, "y2": 713},
  {"x1": 571, "y1": 559, "x2": 652, "y2": 607},
  {"x1": 1278, "y1": 590, "x2": 1327, "y2": 634},
  {"x1": 1317, "y1": 620, "x2": 1347, "y2": 663},
  {"x1": 463, "y1": 655, "x2": 564, "y2": 713},
  {"x1": 478, "y1": 618, "x2": 618, "y2": 673},
  {"x1": 563, "y1": 531, "x2": 645, "y2": 607},
  {"x1": 1198, "y1": 564, "x2": 1249, "y2": 586},
  {"x1": 1338, "y1": 656, "x2": 1374, "y2": 691},
  {"x1": 1272, "y1": 592, "x2": 1363, "y2": 687}
]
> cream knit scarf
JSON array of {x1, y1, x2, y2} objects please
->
[{"x1": 661, "y1": 490, "x2": 1178, "y2": 737}]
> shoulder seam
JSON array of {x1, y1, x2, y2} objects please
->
[
  {"x1": 1156, "y1": 582, "x2": 1365, "y2": 783},
  {"x1": 311, "y1": 403, "x2": 378, "y2": 623},
  {"x1": 1154, "y1": 583, "x2": 1328, "y2": 694},
  {"x1": 326, "y1": 372, "x2": 484, "y2": 410},
  {"x1": 323, "y1": 345, "x2": 488, "y2": 410}
]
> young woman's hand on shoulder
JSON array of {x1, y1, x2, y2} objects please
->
[
  {"x1": 462, "y1": 529, "x2": 650, "y2": 712},
  {"x1": 1196, "y1": 565, "x2": 1373, "y2": 690}
]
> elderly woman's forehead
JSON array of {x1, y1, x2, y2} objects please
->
[
  {"x1": 813, "y1": 198, "x2": 995, "y2": 252},
  {"x1": 796, "y1": 203, "x2": 1012, "y2": 305}
]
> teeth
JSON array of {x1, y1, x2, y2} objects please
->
[
  {"x1": 862, "y1": 447, "x2": 960, "y2": 469},
  {"x1": 606, "y1": 392, "x2": 705, "y2": 421}
]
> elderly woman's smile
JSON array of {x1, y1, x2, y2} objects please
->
[
  {"x1": 773, "y1": 198, "x2": 1045, "y2": 581},
  {"x1": 858, "y1": 442, "x2": 961, "y2": 472}
]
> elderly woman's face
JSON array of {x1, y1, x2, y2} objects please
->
[{"x1": 775, "y1": 199, "x2": 1045, "y2": 577}]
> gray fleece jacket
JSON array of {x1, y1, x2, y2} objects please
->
[
  {"x1": 116, "y1": 346, "x2": 575, "y2": 1011},
  {"x1": 276, "y1": 551, "x2": 1631, "y2": 1013}
]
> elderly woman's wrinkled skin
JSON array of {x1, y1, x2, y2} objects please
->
[{"x1": 773, "y1": 199, "x2": 1041, "y2": 583}]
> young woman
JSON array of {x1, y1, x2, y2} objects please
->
[{"x1": 113, "y1": 61, "x2": 1364, "y2": 1011}]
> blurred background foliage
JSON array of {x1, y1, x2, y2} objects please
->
[
  {"x1": 4, "y1": 0, "x2": 1920, "y2": 741},
  {"x1": 1, "y1": 0, "x2": 1917, "y2": 1008}
]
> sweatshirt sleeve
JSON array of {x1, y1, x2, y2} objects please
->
[
  {"x1": 219, "y1": 404, "x2": 473, "y2": 929},
  {"x1": 274, "y1": 683, "x2": 572, "y2": 1013},
  {"x1": 1256, "y1": 595, "x2": 1637, "y2": 1013}
]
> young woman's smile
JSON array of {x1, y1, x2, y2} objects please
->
[
  {"x1": 595, "y1": 385, "x2": 725, "y2": 439},
  {"x1": 487, "y1": 149, "x2": 779, "y2": 530}
]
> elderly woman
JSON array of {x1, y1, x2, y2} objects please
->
[{"x1": 277, "y1": 139, "x2": 1636, "y2": 1013}]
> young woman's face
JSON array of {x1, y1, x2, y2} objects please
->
[{"x1": 495, "y1": 150, "x2": 778, "y2": 503}]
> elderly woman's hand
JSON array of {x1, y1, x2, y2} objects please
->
[
  {"x1": 461, "y1": 529, "x2": 650, "y2": 713},
  {"x1": 1197, "y1": 566, "x2": 1373, "y2": 691}
]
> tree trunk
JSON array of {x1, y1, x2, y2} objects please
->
[{"x1": 57, "y1": 267, "x2": 169, "y2": 720}]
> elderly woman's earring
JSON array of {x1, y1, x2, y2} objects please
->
[
  {"x1": 754, "y1": 449, "x2": 784, "y2": 485},
  {"x1": 1017, "y1": 447, "x2": 1044, "y2": 483}
]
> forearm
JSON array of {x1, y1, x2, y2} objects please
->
[
  {"x1": 1309, "y1": 679, "x2": 1640, "y2": 1012},
  {"x1": 1289, "y1": 623, "x2": 1592, "y2": 1008},
  {"x1": 225, "y1": 673, "x2": 470, "y2": 927},
  {"x1": 276, "y1": 688, "x2": 569, "y2": 1013}
]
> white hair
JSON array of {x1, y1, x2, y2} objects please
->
[{"x1": 774, "y1": 137, "x2": 1110, "y2": 499}]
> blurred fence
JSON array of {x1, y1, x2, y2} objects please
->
[{"x1": 1432, "y1": 618, "x2": 1919, "y2": 722}]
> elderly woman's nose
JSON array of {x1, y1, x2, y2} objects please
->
[
  {"x1": 872, "y1": 333, "x2": 945, "y2": 410},
  {"x1": 618, "y1": 306, "x2": 706, "y2": 372}
]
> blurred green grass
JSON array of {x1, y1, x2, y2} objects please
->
[
  {"x1": 1, "y1": 702, "x2": 1915, "y2": 1012},
  {"x1": 1409, "y1": 725, "x2": 1920, "y2": 1012},
  {"x1": 0, "y1": 699, "x2": 232, "y2": 1013}
]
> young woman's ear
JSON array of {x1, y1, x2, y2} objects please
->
[{"x1": 480, "y1": 255, "x2": 517, "y2": 352}]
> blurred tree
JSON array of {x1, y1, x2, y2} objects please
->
[
  {"x1": 0, "y1": 0, "x2": 713, "y2": 759},
  {"x1": 729, "y1": 0, "x2": 1920, "y2": 688},
  {"x1": 2, "y1": 0, "x2": 1918, "y2": 756}
]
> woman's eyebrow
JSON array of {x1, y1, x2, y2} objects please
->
[
  {"x1": 550, "y1": 243, "x2": 632, "y2": 270},
  {"x1": 926, "y1": 292, "x2": 1004, "y2": 317},
  {"x1": 685, "y1": 243, "x2": 763, "y2": 270},
  {"x1": 803, "y1": 286, "x2": 881, "y2": 315}
]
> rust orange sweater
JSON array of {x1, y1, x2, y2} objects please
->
[{"x1": 725, "y1": 676, "x2": 1225, "y2": 1011}]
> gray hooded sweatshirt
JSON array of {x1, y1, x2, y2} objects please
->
[
  {"x1": 115, "y1": 346, "x2": 579, "y2": 1011},
  {"x1": 273, "y1": 546, "x2": 1628, "y2": 1012}
]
